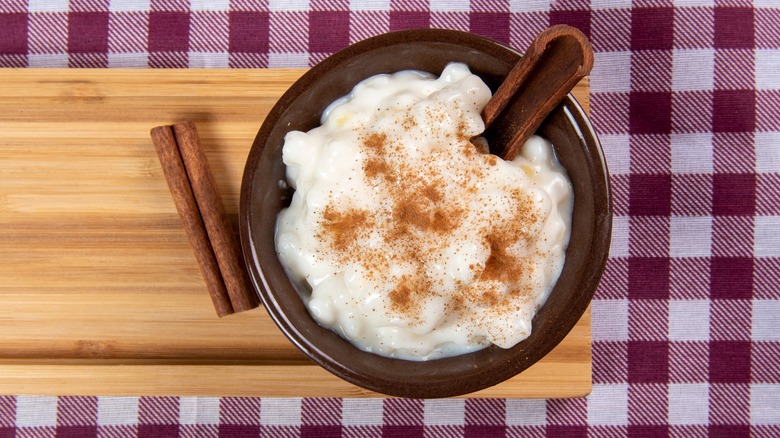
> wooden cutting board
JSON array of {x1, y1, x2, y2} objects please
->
[{"x1": 0, "y1": 69, "x2": 591, "y2": 398}]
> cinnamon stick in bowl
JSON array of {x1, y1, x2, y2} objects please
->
[{"x1": 151, "y1": 122, "x2": 259, "y2": 317}]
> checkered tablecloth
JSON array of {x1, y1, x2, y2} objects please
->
[{"x1": 1, "y1": 0, "x2": 778, "y2": 436}]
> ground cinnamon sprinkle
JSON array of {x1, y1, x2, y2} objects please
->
[
  {"x1": 318, "y1": 107, "x2": 543, "y2": 324},
  {"x1": 393, "y1": 198, "x2": 431, "y2": 231},
  {"x1": 389, "y1": 282, "x2": 413, "y2": 312},
  {"x1": 402, "y1": 115, "x2": 418, "y2": 130},
  {"x1": 423, "y1": 184, "x2": 442, "y2": 202},
  {"x1": 391, "y1": 195, "x2": 463, "y2": 237},
  {"x1": 431, "y1": 208, "x2": 461, "y2": 233},
  {"x1": 449, "y1": 294, "x2": 465, "y2": 314},
  {"x1": 362, "y1": 132, "x2": 387, "y2": 153},
  {"x1": 478, "y1": 290, "x2": 500, "y2": 307},
  {"x1": 319, "y1": 205, "x2": 373, "y2": 253},
  {"x1": 364, "y1": 158, "x2": 394, "y2": 182},
  {"x1": 456, "y1": 122, "x2": 470, "y2": 142},
  {"x1": 480, "y1": 231, "x2": 522, "y2": 284}
]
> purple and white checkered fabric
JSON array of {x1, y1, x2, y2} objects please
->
[{"x1": 1, "y1": 0, "x2": 779, "y2": 435}]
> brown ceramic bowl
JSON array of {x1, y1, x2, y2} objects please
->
[{"x1": 240, "y1": 29, "x2": 611, "y2": 398}]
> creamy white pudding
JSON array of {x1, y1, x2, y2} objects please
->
[{"x1": 275, "y1": 63, "x2": 573, "y2": 360}]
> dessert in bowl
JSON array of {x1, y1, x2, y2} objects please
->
[{"x1": 240, "y1": 29, "x2": 611, "y2": 398}]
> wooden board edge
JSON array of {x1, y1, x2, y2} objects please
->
[{"x1": 0, "y1": 307, "x2": 590, "y2": 399}]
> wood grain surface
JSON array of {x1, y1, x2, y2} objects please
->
[{"x1": 0, "y1": 69, "x2": 591, "y2": 398}]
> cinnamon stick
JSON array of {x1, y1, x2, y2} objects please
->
[
  {"x1": 172, "y1": 121, "x2": 260, "y2": 313},
  {"x1": 150, "y1": 122, "x2": 260, "y2": 316},
  {"x1": 150, "y1": 125, "x2": 234, "y2": 317},
  {"x1": 482, "y1": 24, "x2": 594, "y2": 161}
]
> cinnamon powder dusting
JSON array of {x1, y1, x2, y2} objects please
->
[
  {"x1": 481, "y1": 231, "x2": 522, "y2": 284},
  {"x1": 393, "y1": 198, "x2": 431, "y2": 231},
  {"x1": 364, "y1": 158, "x2": 394, "y2": 182},
  {"x1": 319, "y1": 205, "x2": 373, "y2": 253},
  {"x1": 316, "y1": 105, "x2": 544, "y2": 324},
  {"x1": 389, "y1": 284, "x2": 412, "y2": 312},
  {"x1": 423, "y1": 184, "x2": 442, "y2": 202},
  {"x1": 362, "y1": 132, "x2": 387, "y2": 153}
]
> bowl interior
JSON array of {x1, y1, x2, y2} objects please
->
[{"x1": 240, "y1": 29, "x2": 612, "y2": 398}]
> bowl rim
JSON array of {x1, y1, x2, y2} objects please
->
[{"x1": 240, "y1": 28, "x2": 612, "y2": 398}]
